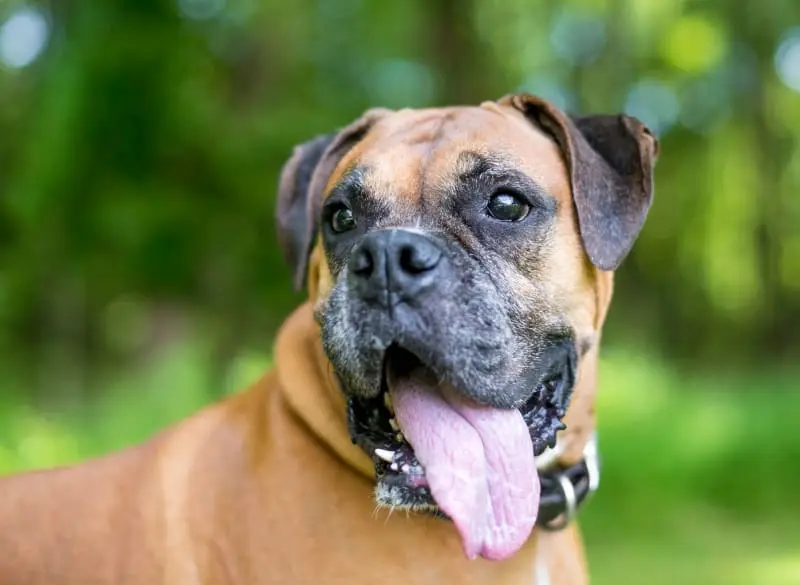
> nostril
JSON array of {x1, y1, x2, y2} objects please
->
[
  {"x1": 352, "y1": 247, "x2": 374, "y2": 278},
  {"x1": 399, "y1": 243, "x2": 441, "y2": 274}
]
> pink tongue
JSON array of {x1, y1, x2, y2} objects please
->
[{"x1": 390, "y1": 368, "x2": 539, "y2": 561}]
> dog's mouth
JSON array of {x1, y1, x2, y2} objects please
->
[{"x1": 346, "y1": 344, "x2": 572, "y2": 561}]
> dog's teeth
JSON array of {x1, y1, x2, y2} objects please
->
[
  {"x1": 384, "y1": 393, "x2": 394, "y2": 412},
  {"x1": 395, "y1": 432, "x2": 405, "y2": 443},
  {"x1": 374, "y1": 448, "x2": 395, "y2": 463},
  {"x1": 390, "y1": 462, "x2": 399, "y2": 471},
  {"x1": 389, "y1": 418, "x2": 399, "y2": 430},
  {"x1": 401, "y1": 464, "x2": 410, "y2": 474}
]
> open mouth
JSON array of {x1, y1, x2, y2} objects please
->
[{"x1": 346, "y1": 343, "x2": 573, "y2": 560}]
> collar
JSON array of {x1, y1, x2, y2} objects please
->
[{"x1": 534, "y1": 432, "x2": 601, "y2": 530}]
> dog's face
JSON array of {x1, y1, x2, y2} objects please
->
[{"x1": 277, "y1": 94, "x2": 657, "y2": 559}]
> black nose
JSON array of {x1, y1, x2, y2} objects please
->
[{"x1": 349, "y1": 229, "x2": 444, "y2": 306}]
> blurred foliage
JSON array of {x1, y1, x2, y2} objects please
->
[{"x1": 1, "y1": 0, "x2": 799, "y2": 403}]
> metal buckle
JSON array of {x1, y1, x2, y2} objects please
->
[
  {"x1": 541, "y1": 471, "x2": 577, "y2": 531},
  {"x1": 541, "y1": 432, "x2": 600, "y2": 531}
]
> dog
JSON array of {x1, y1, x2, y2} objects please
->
[{"x1": 0, "y1": 93, "x2": 657, "y2": 584}]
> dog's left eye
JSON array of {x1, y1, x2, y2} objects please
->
[
  {"x1": 330, "y1": 206, "x2": 357, "y2": 233},
  {"x1": 486, "y1": 192, "x2": 530, "y2": 222}
]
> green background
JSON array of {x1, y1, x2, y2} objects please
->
[{"x1": 0, "y1": 0, "x2": 798, "y2": 583}]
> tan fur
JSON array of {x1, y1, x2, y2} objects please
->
[{"x1": 0, "y1": 101, "x2": 622, "y2": 585}]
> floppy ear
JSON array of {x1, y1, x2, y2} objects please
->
[
  {"x1": 503, "y1": 94, "x2": 659, "y2": 271},
  {"x1": 276, "y1": 109, "x2": 390, "y2": 290}
]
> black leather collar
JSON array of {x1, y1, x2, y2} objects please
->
[{"x1": 535, "y1": 434, "x2": 600, "y2": 530}]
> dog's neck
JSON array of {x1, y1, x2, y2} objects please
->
[
  {"x1": 273, "y1": 301, "x2": 599, "y2": 481},
  {"x1": 274, "y1": 302, "x2": 375, "y2": 477}
]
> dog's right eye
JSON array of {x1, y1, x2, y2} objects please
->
[
  {"x1": 330, "y1": 206, "x2": 357, "y2": 233},
  {"x1": 486, "y1": 192, "x2": 531, "y2": 222}
]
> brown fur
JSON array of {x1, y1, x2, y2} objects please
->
[{"x1": 0, "y1": 95, "x2": 656, "y2": 584}]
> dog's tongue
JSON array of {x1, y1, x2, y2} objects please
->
[{"x1": 389, "y1": 366, "x2": 539, "y2": 561}]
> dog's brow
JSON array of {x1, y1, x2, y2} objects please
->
[
  {"x1": 458, "y1": 151, "x2": 501, "y2": 181},
  {"x1": 456, "y1": 151, "x2": 552, "y2": 201},
  {"x1": 328, "y1": 166, "x2": 369, "y2": 201},
  {"x1": 326, "y1": 166, "x2": 392, "y2": 222},
  {"x1": 457, "y1": 151, "x2": 529, "y2": 181}
]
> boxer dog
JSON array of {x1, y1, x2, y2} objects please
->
[{"x1": 0, "y1": 93, "x2": 657, "y2": 585}]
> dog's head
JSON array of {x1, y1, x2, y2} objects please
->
[{"x1": 276, "y1": 94, "x2": 658, "y2": 560}]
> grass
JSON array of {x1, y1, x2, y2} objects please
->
[{"x1": 0, "y1": 339, "x2": 798, "y2": 584}]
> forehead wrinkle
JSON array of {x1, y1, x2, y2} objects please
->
[
  {"x1": 351, "y1": 116, "x2": 451, "y2": 208},
  {"x1": 415, "y1": 114, "x2": 454, "y2": 193},
  {"x1": 384, "y1": 111, "x2": 450, "y2": 146},
  {"x1": 352, "y1": 109, "x2": 469, "y2": 200}
]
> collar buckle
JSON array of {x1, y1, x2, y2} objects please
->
[{"x1": 537, "y1": 431, "x2": 601, "y2": 532}]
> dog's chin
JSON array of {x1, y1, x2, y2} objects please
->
[{"x1": 345, "y1": 345, "x2": 571, "y2": 516}]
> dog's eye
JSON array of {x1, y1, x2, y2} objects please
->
[
  {"x1": 330, "y1": 206, "x2": 357, "y2": 233},
  {"x1": 486, "y1": 192, "x2": 530, "y2": 222}
]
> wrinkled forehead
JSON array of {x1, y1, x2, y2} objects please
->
[{"x1": 325, "y1": 103, "x2": 571, "y2": 203}]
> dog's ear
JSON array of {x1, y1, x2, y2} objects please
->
[
  {"x1": 503, "y1": 94, "x2": 659, "y2": 271},
  {"x1": 276, "y1": 109, "x2": 390, "y2": 290}
]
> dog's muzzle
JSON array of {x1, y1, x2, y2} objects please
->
[{"x1": 321, "y1": 227, "x2": 578, "y2": 561}]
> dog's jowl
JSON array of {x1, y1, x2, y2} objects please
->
[{"x1": 0, "y1": 94, "x2": 658, "y2": 585}]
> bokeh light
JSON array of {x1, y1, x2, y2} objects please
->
[
  {"x1": 624, "y1": 78, "x2": 679, "y2": 136},
  {"x1": 661, "y1": 14, "x2": 729, "y2": 73},
  {"x1": 775, "y1": 27, "x2": 800, "y2": 93},
  {"x1": 0, "y1": 6, "x2": 49, "y2": 69},
  {"x1": 550, "y1": 8, "x2": 607, "y2": 67}
]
